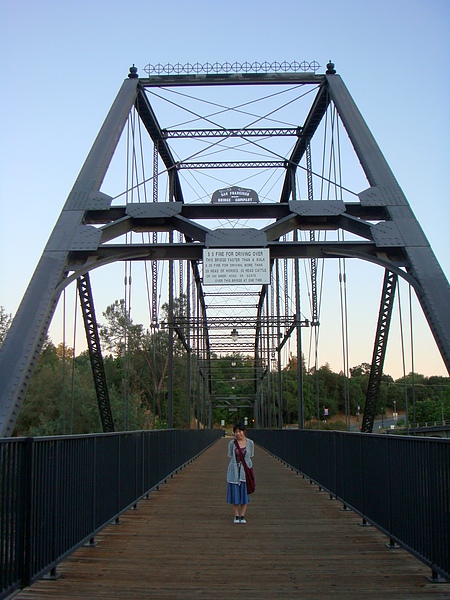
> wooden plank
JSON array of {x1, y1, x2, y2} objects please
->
[{"x1": 14, "y1": 438, "x2": 448, "y2": 599}]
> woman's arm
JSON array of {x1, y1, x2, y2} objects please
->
[
  {"x1": 248, "y1": 439, "x2": 255, "y2": 458},
  {"x1": 227, "y1": 440, "x2": 233, "y2": 457}
]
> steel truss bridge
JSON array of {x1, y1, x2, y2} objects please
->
[{"x1": 0, "y1": 61, "x2": 449, "y2": 437}]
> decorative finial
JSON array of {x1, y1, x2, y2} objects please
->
[
  {"x1": 326, "y1": 61, "x2": 336, "y2": 75},
  {"x1": 128, "y1": 64, "x2": 138, "y2": 79}
]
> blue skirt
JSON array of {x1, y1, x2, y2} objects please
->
[{"x1": 227, "y1": 482, "x2": 249, "y2": 505}]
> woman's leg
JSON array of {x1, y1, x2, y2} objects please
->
[{"x1": 227, "y1": 483, "x2": 240, "y2": 518}]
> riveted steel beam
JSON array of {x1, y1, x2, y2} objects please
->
[
  {"x1": 138, "y1": 72, "x2": 324, "y2": 88},
  {"x1": 327, "y1": 74, "x2": 450, "y2": 373},
  {"x1": 77, "y1": 274, "x2": 114, "y2": 433},
  {"x1": 361, "y1": 271, "x2": 398, "y2": 433},
  {"x1": 163, "y1": 127, "x2": 301, "y2": 138},
  {"x1": 279, "y1": 82, "x2": 331, "y2": 203},
  {"x1": 134, "y1": 87, "x2": 184, "y2": 203},
  {"x1": 0, "y1": 77, "x2": 140, "y2": 436}
]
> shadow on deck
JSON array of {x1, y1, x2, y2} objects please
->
[{"x1": 14, "y1": 438, "x2": 448, "y2": 599}]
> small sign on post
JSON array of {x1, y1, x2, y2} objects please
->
[{"x1": 203, "y1": 248, "x2": 270, "y2": 285}]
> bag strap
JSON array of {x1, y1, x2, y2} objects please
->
[{"x1": 233, "y1": 438, "x2": 246, "y2": 463}]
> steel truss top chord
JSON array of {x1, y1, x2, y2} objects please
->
[
  {"x1": 168, "y1": 317, "x2": 305, "y2": 326},
  {"x1": 203, "y1": 291, "x2": 262, "y2": 297},
  {"x1": 177, "y1": 160, "x2": 287, "y2": 170},
  {"x1": 163, "y1": 128, "x2": 301, "y2": 138}
]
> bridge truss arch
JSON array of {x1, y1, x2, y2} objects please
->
[{"x1": 1, "y1": 61, "x2": 449, "y2": 436}]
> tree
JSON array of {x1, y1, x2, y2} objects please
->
[
  {"x1": 99, "y1": 298, "x2": 194, "y2": 428},
  {"x1": 100, "y1": 299, "x2": 144, "y2": 357},
  {"x1": 349, "y1": 362, "x2": 371, "y2": 378},
  {"x1": 0, "y1": 306, "x2": 13, "y2": 346},
  {"x1": 348, "y1": 378, "x2": 365, "y2": 414},
  {"x1": 13, "y1": 341, "x2": 104, "y2": 436},
  {"x1": 12, "y1": 292, "x2": 449, "y2": 435},
  {"x1": 315, "y1": 363, "x2": 341, "y2": 415}
]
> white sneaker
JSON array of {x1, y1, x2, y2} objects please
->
[
  {"x1": 233, "y1": 516, "x2": 240, "y2": 524},
  {"x1": 240, "y1": 516, "x2": 246, "y2": 524}
]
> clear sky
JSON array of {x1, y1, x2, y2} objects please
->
[{"x1": 1, "y1": 0, "x2": 449, "y2": 379}]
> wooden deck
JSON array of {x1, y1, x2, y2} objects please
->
[{"x1": 14, "y1": 437, "x2": 449, "y2": 599}]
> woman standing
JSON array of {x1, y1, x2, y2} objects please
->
[{"x1": 226, "y1": 422, "x2": 254, "y2": 523}]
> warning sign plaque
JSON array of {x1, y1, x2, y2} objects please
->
[{"x1": 203, "y1": 248, "x2": 270, "y2": 285}]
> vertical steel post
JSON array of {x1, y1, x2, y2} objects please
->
[
  {"x1": 266, "y1": 290, "x2": 272, "y2": 429},
  {"x1": 275, "y1": 261, "x2": 283, "y2": 428},
  {"x1": 186, "y1": 265, "x2": 191, "y2": 429},
  {"x1": 294, "y1": 239, "x2": 304, "y2": 429},
  {"x1": 168, "y1": 253, "x2": 174, "y2": 429}
]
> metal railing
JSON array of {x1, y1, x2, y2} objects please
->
[
  {"x1": 411, "y1": 419, "x2": 450, "y2": 429},
  {"x1": 0, "y1": 429, "x2": 223, "y2": 599},
  {"x1": 251, "y1": 429, "x2": 450, "y2": 583}
]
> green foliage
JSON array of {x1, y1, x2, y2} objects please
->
[
  {"x1": 100, "y1": 299, "x2": 144, "y2": 357},
  {"x1": 349, "y1": 362, "x2": 371, "y2": 377},
  {"x1": 10, "y1": 301, "x2": 450, "y2": 436},
  {"x1": 305, "y1": 419, "x2": 347, "y2": 431},
  {"x1": 0, "y1": 306, "x2": 13, "y2": 346},
  {"x1": 14, "y1": 341, "x2": 102, "y2": 436},
  {"x1": 408, "y1": 387, "x2": 450, "y2": 424}
]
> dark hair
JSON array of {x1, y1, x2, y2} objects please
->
[{"x1": 233, "y1": 422, "x2": 246, "y2": 432}]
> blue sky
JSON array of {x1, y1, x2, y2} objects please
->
[{"x1": 1, "y1": 0, "x2": 449, "y2": 378}]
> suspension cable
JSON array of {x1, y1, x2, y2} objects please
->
[
  {"x1": 152, "y1": 141, "x2": 159, "y2": 326},
  {"x1": 152, "y1": 83, "x2": 314, "y2": 130},
  {"x1": 70, "y1": 291, "x2": 78, "y2": 434},
  {"x1": 334, "y1": 109, "x2": 350, "y2": 429},
  {"x1": 397, "y1": 285, "x2": 410, "y2": 433},
  {"x1": 61, "y1": 289, "x2": 67, "y2": 434},
  {"x1": 122, "y1": 113, "x2": 134, "y2": 430},
  {"x1": 135, "y1": 111, "x2": 154, "y2": 329},
  {"x1": 338, "y1": 258, "x2": 350, "y2": 428},
  {"x1": 409, "y1": 286, "x2": 416, "y2": 428}
]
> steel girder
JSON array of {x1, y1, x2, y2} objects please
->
[
  {"x1": 1, "y1": 66, "x2": 449, "y2": 437},
  {"x1": 77, "y1": 274, "x2": 114, "y2": 433},
  {"x1": 0, "y1": 76, "x2": 139, "y2": 436},
  {"x1": 279, "y1": 82, "x2": 331, "y2": 203},
  {"x1": 163, "y1": 127, "x2": 301, "y2": 138},
  {"x1": 137, "y1": 72, "x2": 323, "y2": 88},
  {"x1": 134, "y1": 88, "x2": 184, "y2": 203},
  {"x1": 361, "y1": 271, "x2": 398, "y2": 433},
  {"x1": 325, "y1": 74, "x2": 450, "y2": 374}
]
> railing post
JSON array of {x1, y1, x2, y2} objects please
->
[
  {"x1": 20, "y1": 437, "x2": 34, "y2": 587},
  {"x1": 427, "y1": 569, "x2": 447, "y2": 584}
]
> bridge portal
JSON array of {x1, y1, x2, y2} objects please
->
[{"x1": 0, "y1": 61, "x2": 449, "y2": 436}]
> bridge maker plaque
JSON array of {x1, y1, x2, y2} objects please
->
[{"x1": 211, "y1": 186, "x2": 259, "y2": 204}]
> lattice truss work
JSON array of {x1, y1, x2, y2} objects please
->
[{"x1": 0, "y1": 62, "x2": 449, "y2": 436}]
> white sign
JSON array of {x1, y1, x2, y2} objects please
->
[{"x1": 203, "y1": 248, "x2": 270, "y2": 285}]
